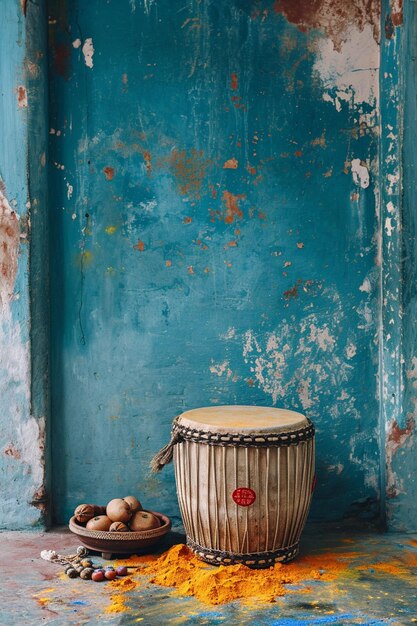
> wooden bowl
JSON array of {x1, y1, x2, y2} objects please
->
[{"x1": 69, "y1": 510, "x2": 171, "y2": 559}]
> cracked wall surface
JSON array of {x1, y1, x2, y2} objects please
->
[
  {"x1": 0, "y1": 0, "x2": 48, "y2": 529},
  {"x1": 47, "y1": 0, "x2": 382, "y2": 525}
]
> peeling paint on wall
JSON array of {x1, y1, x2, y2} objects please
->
[
  {"x1": 16, "y1": 416, "x2": 46, "y2": 499},
  {"x1": 386, "y1": 417, "x2": 415, "y2": 497},
  {"x1": 0, "y1": 0, "x2": 48, "y2": 530},
  {"x1": 48, "y1": 0, "x2": 381, "y2": 524},
  {"x1": 17, "y1": 86, "x2": 28, "y2": 108},
  {"x1": 390, "y1": 0, "x2": 403, "y2": 27},
  {"x1": 82, "y1": 38, "x2": 94, "y2": 69},
  {"x1": 273, "y1": 0, "x2": 380, "y2": 51},
  {"x1": 0, "y1": 185, "x2": 20, "y2": 307},
  {"x1": 351, "y1": 159, "x2": 370, "y2": 189},
  {"x1": 313, "y1": 25, "x2": 379, "y2": 110}
]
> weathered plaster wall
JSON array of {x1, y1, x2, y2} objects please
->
[
  {"x1": 383, "y1": 0, "x2": 417, "y2": 531},
  {"x1": 47, "y1": 0, "x2": 382, "y2": 524},
  {"x1": 0, "y1": 0, "x2": 49, "y2": 529},
  {"x1": 4, "y1": 0, "x2": 417, "y2": 532}
]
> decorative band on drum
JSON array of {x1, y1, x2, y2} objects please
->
[
  {"x1": 173, "y1": 418, "x2": 315, "y2": 448},
  {"x1": 150, "y1": 416, "x2": 315, "y2": 472},
  {"x1": 186, "y1": 537, "x2": 300, "y2": 568}
]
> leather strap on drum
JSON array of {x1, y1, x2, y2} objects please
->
[
  {"x1": 150, "y1": 417, "x2": 182, "y2": 473},
  {"x1": 151, "y1": 416, "x2": 314, "y2": 472}
]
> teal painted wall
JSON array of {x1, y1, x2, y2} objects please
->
[
  {"x1": 384, "y1": 0, "x2": 417, "y2": 531},
  {"x1": 2, "y1": 0, "x2": 416, "y2": 532},
  {"x1": 48, "y1": 0, "x2": 381, "y2": 525},
  {"x1": 0, "y1": 0, "x2": 49, "y2": 529}
]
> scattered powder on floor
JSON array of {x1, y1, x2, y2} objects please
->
[
  {"x1": 33, "y1": 587, "x2": 57, "y2": 609},
  {"x1": 105, "y1": 576, "x2": 139, "y2": 614},
  {"x1": 111, "y1": 544, "x2": 361, "y2": 606},
  {"x1": 358, "y1": 562, "x2": 409, "y2": 576}
]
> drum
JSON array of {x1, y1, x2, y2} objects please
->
[{"x1": 151, "y1": 405, "x2": 315, "y2": 568}]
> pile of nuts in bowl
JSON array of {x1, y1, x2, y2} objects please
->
[{"x1": 74, "y1": 495, "x2": 161, "y2": 532}]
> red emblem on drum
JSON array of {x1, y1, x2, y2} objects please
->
[{"x1": 232, "y1": 488, "x2": 256, "y2": 506}]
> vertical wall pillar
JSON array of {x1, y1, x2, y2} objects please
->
[
  {"x1": 380, "y1": 0, "x2": 417, "y2": 531},
  {"x1": 0, "y1": 0, "x2": 49, "y2": 529}
]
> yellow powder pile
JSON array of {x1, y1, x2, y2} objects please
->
[
  {"x1": 100, "y1": 541, "x2": 417, "y2": 612},
  {"x1": 111, "y1": 544, "x2": 357, "y2": 606}
]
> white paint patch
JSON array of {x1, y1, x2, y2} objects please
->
[
  {"x1": 327, "y1": 463, "x2": 344, "y2": 474},
  {"x1": 406, "y1": 356, "x2": 417, "y2": 389},
  {"x1": 309, "y1": 324, "x2": 335, "y2": 352},
  {"x1": 129, "y1": 0, "x2": 136, "y2": 11},
  {"x1": 0, "y1": 187, "x2": 20, "y2": 306},
  {"x1": 313, "y1": 25, "x2": 379, "y2": 109},
  {"x1": 387, "y1": 171, "x2": 400, "y2": 196},
  {"x1": 385, "y1": 217, "x2": 394, "y2": 237},
  {"x1": 351, "y1": 159, "x2": 370, "y2": 189},
  {"x1": 82, "y1": 38, "x2": 95, "y2": 69},
  {"x1": 221, "y1": 327, "x2": 236, "y2": 340},
  {"x1": 338, "y1": 390, "x2": 350, "y2": 400},
  {"x1": 16, "y1": 416, "x2": 45, "y2": 493},
  {"x1": 139, "y1": 199, "x2": 157, "y2": 213},
  {"x1": 72, "y1": 38, "x2": 82, "y2": 49},
  {"x1": 66, "y1": 182, "x2": 73, "y2": 200},
  {"x1": 359, "y1": 277, "x2": 371, "y2": 293},
  {"x1": 345, "y1": 343, "x2": 357, "y2": 359},
  {"x1": 357, "y1": 302, "x2": 373, "y2": 331},
  {"x1": 243, "y1": 330, "x2": 261, "y2": 359},
  {"x1": 210, "y1": 360, "x2": 230, "y2": 377},
  {"x1": 298, "y1": 377, "x2": 314, "y2": 410},
  {"x1": 386, "y1": 201, "x2": 395, "y2": 214}
]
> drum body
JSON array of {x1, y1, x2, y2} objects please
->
[{"x1": 173, "y1": 406, "x2": 315, "y2": 567}]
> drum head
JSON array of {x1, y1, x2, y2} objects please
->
[{"x1": 177, "y1": 405, "x2": 307, "y2": 434}]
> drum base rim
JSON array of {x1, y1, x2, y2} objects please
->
[{"x1": 186, "y1": 537, "x2": 300, "y2": 568}]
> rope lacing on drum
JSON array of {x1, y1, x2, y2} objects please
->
[{"x1": 151, "y1": 417, "x2": 315, "y2": 472}]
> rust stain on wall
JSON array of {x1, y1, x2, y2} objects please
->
[
  {"x1": 284, "y1": 283, "x2": 299, "y2": 299},
  {"x1": 143, "y1": 151, "x2": 152, "y2": 174},
  {"x1": 386, "y1": 416, "x2": 415, "y2": 498},
  {"x1": 20, "y1": 0, "x2": 27, "y2": 16},
  {"x1": 223, "y1": 158, "x2": 238, "y2": 169},
  {"x1": 230, "y1": 72, "x2": 238, "y2": 90},
  {"x1": 103, "y1": 166, "x2": 115, "y2": 180},
  {"x1": 4, "y1": 444, "x2": 21, "y2": 460},
  {"x1": 390, "y1": 0, "x2": 403, "y2": 26},
  {"x1": 0, "y1": 185, "x2": 20, "y2": 306},
  {"x1": 31, "y1": 485, "x2": 48, "y2": 512},
  {"x1": 134, "y1": 240, "x2": 145, "y2": 252},
  {"x1": 222, "y1": 190, "x2": 245, "y2": 224},
  {"x1": 273, "y1": 0, "x2": 380, "y2": 50},
  {"x1": 17, "y1": 86, "x2": 28, "y2": 108},
  {"x1": 169, "y1": 149, "x2": 209, "y2": 199}
]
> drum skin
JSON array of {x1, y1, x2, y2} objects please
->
[{"x1": 173, "y1": 428, "x2": 315, "y2": 567}]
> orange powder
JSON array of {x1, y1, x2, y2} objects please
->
[
  {"x1": 114, "y1": 544, "x2": 359, "y2": 606},
  {"x1": 101, "y1": 542, "x2": 417, "y2": 610},
  {"x1": 105, "y1": 576, "x2": 139, "y2": 614},
  {"x1": 357, "y1": 562, "x2": 409, "y2": 577}
]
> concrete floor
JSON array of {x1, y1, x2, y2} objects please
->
[{"x1": 2, "y1": 524, "x2": 417, "y2": 625}]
